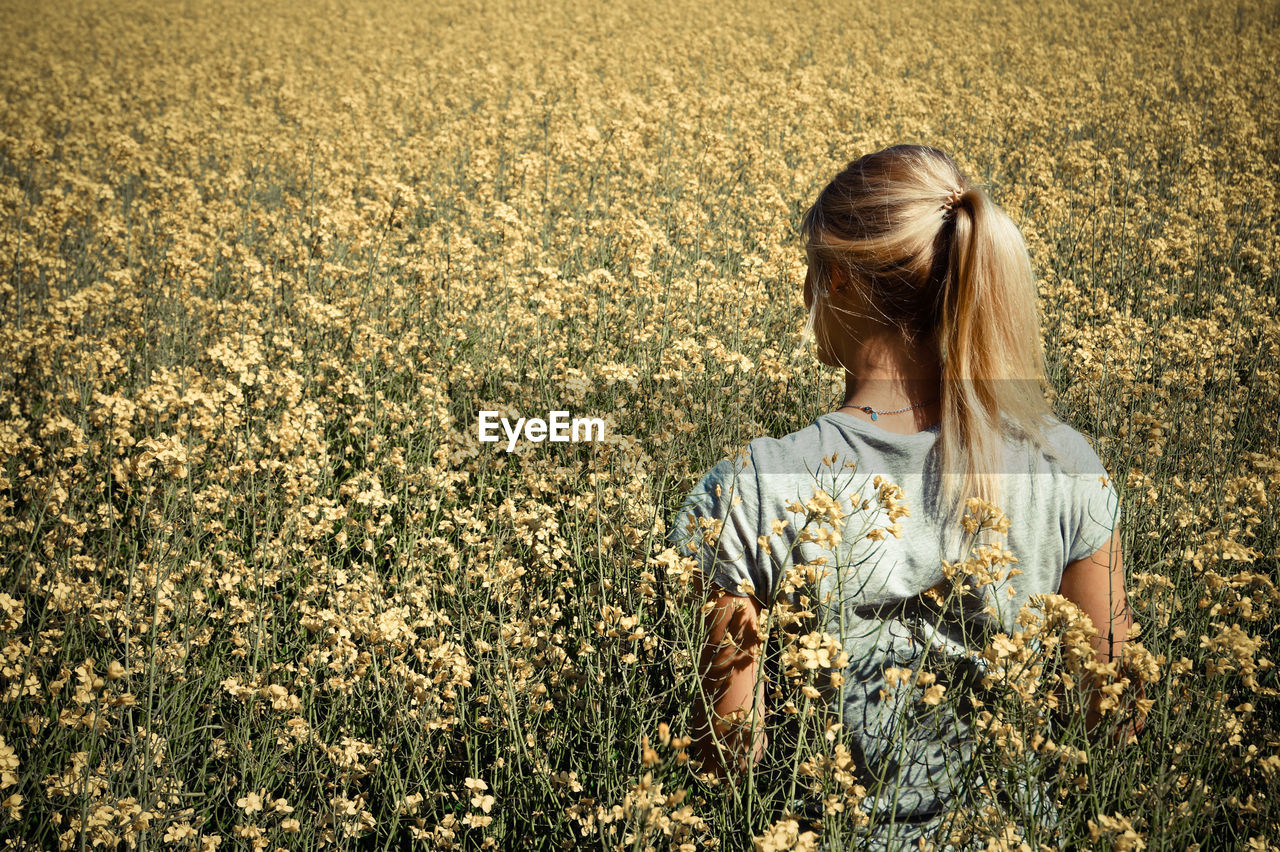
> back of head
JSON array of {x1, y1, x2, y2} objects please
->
[{"x1": 803, "y1": 145, "x2": 1056, "y2": 542}]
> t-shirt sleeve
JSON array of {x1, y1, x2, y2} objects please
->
[
  {"x1": 668, "y1": 453, "x2": 771, "y2": 602},
  {"x1": 1058, "y1": 430, "x2": 1122, "y2": 563}
]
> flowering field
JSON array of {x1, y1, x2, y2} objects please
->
[{"x1": 1, "y1": 0, "x2": 1278, "y2": 849}]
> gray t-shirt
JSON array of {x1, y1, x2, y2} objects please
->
[{"x1": 669, "y1": 410, "x2": 1120, "y2": 838}]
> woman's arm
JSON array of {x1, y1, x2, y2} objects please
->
[
  {"x1": 691, "y1": 573, "x2": 768, "y2": 779},
  {"x1": 1057, "y1": 530, "x2": 1146, "y2": 738}
]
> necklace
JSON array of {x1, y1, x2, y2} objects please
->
[{"x1": 840, "y1": 396, "x2": 940, "y2": 421}]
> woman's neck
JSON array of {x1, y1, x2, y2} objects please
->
[{"x1": 835, "y1": 329, "x2": 943, "y2": 434}]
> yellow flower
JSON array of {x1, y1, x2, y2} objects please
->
[{"x1": 237, "y1": 791, "x2": 263, "y2": 814}]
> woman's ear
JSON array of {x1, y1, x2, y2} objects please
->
[{"x1": 827, "y1": 266, "x2": 847, "y2": 295}]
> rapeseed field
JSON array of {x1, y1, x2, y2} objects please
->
[{"x1": 1, "y1": 0, "x2": 1277, "y2": 849}]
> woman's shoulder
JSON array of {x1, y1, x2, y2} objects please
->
[
  {"x1": 685, "y1": 420, "x2": 841, "y2": 509},
  {"x1": 741, "y1": 417, "x2": 848, "y2": 479},
  {"x1": 1025, "y1": 415, "x2": 1110, "y2": 476}
]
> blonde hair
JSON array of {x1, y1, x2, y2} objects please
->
[{"x1": 802, "y1": 145, "x2": 1056, "y2": 546}]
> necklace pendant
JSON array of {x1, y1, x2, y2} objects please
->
[{"x1": 870, "y1": 411, "x2": 878, "y2": 421}]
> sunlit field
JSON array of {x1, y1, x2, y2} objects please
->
[{"x1": 2, "y1": 0, "x2": 1278, "y2": 849}]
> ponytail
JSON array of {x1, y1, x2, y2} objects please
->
[{"x1": 936, "y1": 186, "x2": 1054, "y2": 552}]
